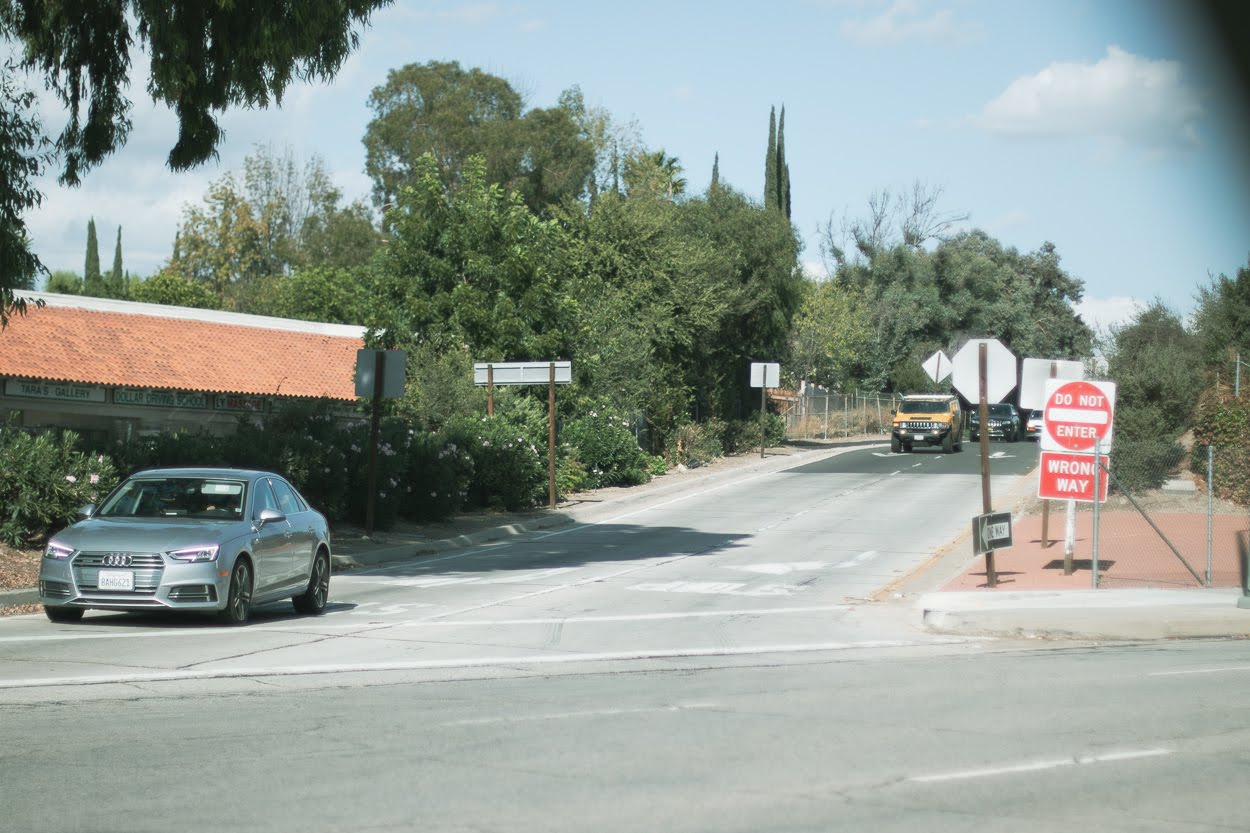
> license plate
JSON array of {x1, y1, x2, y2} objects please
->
[{"x1": 97, "y1": 570, "x2": 134, "y2": 591}]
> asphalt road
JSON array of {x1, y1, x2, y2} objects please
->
[{"x1": 16, "y1": 441, "x2": 1248, "y2": 831}]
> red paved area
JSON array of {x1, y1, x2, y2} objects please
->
[{"x1": 944, "y1": 511, "x2": 1249, "y2": 591}]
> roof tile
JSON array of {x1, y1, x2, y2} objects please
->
[{"x1": 0, "y1": 306, "x2": 364, "y2": 400}]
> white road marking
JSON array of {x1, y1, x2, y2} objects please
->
[
  {"x1": 723, "y1": 562, "x2": 828, "y2": 575},
  {"x1": 0, "y1": 639, "x2": 967, "y2": 689},
  {"x1": 909, "y1": 748, "x2": 1170, "y2": 783},
  {"x1": 629, "y1": 581, "x2": 800, "y2": 597},
  {"x1": 1148, "y1": 665, "x2": 1250, "y2": 677},
  {"x1": 832, "y1": 551, "x2": 878, "y2": 569},
  {"x1": 352, "y1": 567, "x2": 580, "y2": 589},
  {"x1": 442, "y1": 703, "x2": 720, "y2": 727}
]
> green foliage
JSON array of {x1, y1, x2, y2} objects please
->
[
  {"x1": 129, "y1": 270, "x2": 222, "y2": 309},
  {"x1": 1192, "y1": 257, "x2": 1250, "y2": 371},
  {"x1": 1106, "y1": 301, "x2": 1203, "y2": 441},
  {"x1": 368, "y1": 153, "x2": 574, "y2": 361},
  {"x1": 405, "y1": 429, "x2": 475, "y2": 521},
  {"x1": 0, "y1": 59, "x2": 50, "y2": 320},
  {"x1": 108, "y1": 226, "x2": 125, "y2": 298},
  {"x1": 443, "y1": 415, "x2": 547, "y2": 511},
  {"x1": 1108, "y1": 440, "x2": 1186, "y2": 495},
  {"x1": 45, "y1": 270, "x2": 81, "y2": 294},
  {"x1": 1191, "y1": 393, "x2": 1250, "y2": 505},
  {"x1": 248, "y1": 266, "x2": 369, "y2": 324},
  {"x1": 666, "y1": 422, "x2": 724, "y2": 465},
  {"x1": 363, "y1": 61, "x2": 595, "y2": 213},
  {"x1": 561, "y1": 407, "x2": 651, "y2": 489},
  {"x1": 83, "y1": 218, "x2": 103, "y2": 295},
  {"x1": 0, "y1": 423, "x2": 119, "y2": 546}
]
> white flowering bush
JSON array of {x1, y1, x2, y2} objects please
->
[
  {"x1": 0, "y1": 421, "x2": 119, "y2": 546},
  {"x1": 444, "y1": 414, "x2": 546, "y2": 510},
  {"x1": 561, "y1": 409, "x2": 653, "y2": 489}
]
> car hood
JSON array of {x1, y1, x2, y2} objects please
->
[{"x1": 51, "y1": 517, "x2": 248, "y2": 553}]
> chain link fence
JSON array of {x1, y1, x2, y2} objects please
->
[
  {"x1": 777, "y1": 392, "x2": 900, "y2": 440},
  {"x1": 1032, "y1": 441, "x2": 1250, "y2": 589}
]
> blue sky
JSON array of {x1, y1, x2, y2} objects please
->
[{"x1": 18, "y1": 0, "x2": 1250, "y2": 333}]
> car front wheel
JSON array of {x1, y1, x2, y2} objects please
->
[
  {"x1": 220, "y1": 559, "x2": 252, "y2": 625},
  {"x1": 293, "y1": 550, "x2": 330, "y2": 615}
]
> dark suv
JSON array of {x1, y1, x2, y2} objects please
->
[{"x1": 968, "y1": 403, "x2": 1021, "y2": 442}]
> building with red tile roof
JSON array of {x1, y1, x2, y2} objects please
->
[{"x1": 0, "y1": 293, "x2": 367, "y2": 444}]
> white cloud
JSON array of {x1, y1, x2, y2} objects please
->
[
  {"x1": 840, "y1": 0, "x2": 982, "y2": 45},
  {"x1": 973, "y1": 46, "x2": 1203, "y2": 150},
  {"x1": 1074, "y1": 295, "x2": 1144, "y2": 334}
]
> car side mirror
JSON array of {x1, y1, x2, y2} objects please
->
[
  {"x1": 256, "y1": 507, "x2": 287, "y2": 528},
  {"x1": 76, "y1": 504, "x2": 96, "y2": 522}
]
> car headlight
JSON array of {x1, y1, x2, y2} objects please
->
[
  {"x1": 168, "y1": 545, "x2": 220, "y2": 563},
  {"x1": 44, "y1": 542, "x2": 75, "y2": 559}
]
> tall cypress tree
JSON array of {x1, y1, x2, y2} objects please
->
[
  {"x1": 109, "y1": 226, "x2": 125, "y2": 297},
  {"x1": 777, "y1": 106, "x2": 791, "y2": 220},
  {"x1": 83, "y1": 218, "x2": 102, "y2": 296},
  {"x1": 763, "y1": 107, "x2": 777, "y2": 210},
  {"x1": 710, "y1": 152, "x2": 720, "y2": 194}
]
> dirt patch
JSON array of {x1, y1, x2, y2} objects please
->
[{"x1": 0, "y1": 544, "x2": 40, "y2": 592}]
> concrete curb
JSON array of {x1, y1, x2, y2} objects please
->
[{"x1": 919, "y1": 588, "x2": 1250, "y2": 640}]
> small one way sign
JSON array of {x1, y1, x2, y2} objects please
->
[{"x1": 972, "y1": 511, "x2": 1013, "y2": 555}]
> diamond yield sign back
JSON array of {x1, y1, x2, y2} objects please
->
[
  {"x1": 951, "y1": 338, "x2": 1018, "y2": 403},
  {"x1": 1041, "y1": 379, "x2": 1116, "y2": 452}
]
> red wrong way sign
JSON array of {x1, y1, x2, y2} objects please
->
[
  {"x1": 1038, "y1": 450, "x2": 1110, "y2": 502},
  {"x1": 1041, "y1": 379, "x2": 1116, "y2": 453}
]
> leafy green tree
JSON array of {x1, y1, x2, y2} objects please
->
[
  {"x1": 249, "y1": 266, "x2": 369, "y2": 325},
  {"x1": 129, "y1": 270, "x2": 222, "y2": 310},
  {"x1": 44, "y1": 270, "x2": 81, "y2": 294},
  {"x1": 364, "y1": 62, "x2": 596, "y2": 213},
  {"x1": 1106, "y1": 301, "x2": 1203, "y2": 441},
  {"x1": 368, "y1": 153, "x2": 573, "y2": 362},
  {"x1": 167, "y1": 174, "x2": 267, "y2": 305},
  {"x1": 1192, "y1": 257, "x2": 1250, "y2": 374},
  {"x1": 0, "y1": 0, "x2": 388, "y2": 315},
  {"x1": 0, "y1": 60, "x2": 50, "y2": 325},
  {"x1": 83, "y1": 217, "x2": 103, "y2": 296},
  {"x1": 776, "y1": 106, "x2": 791, "y2": 219},
  {"x1": 790, "y1": 277, "x2": 874, "y2": 390}
]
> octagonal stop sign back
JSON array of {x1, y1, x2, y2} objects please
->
[{"x1": 950, "y1": 338, "x2": 1018, "y2": 403}]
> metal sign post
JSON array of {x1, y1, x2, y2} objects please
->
[
  {"x1": 977, "y1": 343, "x2": 997, "y2": 586},
  {"x1": 473, "y1": 361, "x2": 572, "y2": 510},
  {"x1": 749, "y1": 362, "x2": 780, "y2": 459},
  {"x1": 356, "y1": 349, "x2": 408, "y2": 537}
]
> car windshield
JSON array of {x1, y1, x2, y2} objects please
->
[
  {"x1": 898, "y1": 400, "x2": 949, "y2": 414},
  {"x1": 988, "y1": 404, "x2": 1015, "y2": 416},
  {"x1": 97, "y1": 476, "x2": 247, "y2": 520}
]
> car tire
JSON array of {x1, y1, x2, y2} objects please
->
[
  {"x1": 942, "y1": 431, "x2": 953, "y2": 453},
  {"x1": 891, "y1": 436, "x2": 902, "y2": 453},
  {"x1": 219, "y1": 559, "x2": 252, "y2": 625},
  {"x1": 293, "y1": 549, "x2": 330, "y2": 615},
  {"x1": 44, "y1": 605, "x2": 84, "y2": 623}
]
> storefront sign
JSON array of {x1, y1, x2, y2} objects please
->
[
  {"x1": 114, "y1": 388, "x2": 211, "y2": 410},
  {"x1": 4, "y1": 379, "x2": 106, "y2": 403},
  {"x1": 214, "y1": 395, "x2": 267, "y2": 413}
]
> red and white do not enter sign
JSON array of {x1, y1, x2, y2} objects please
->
[{"x1": 1041, "y1": 379, "x2": 1117, "y2": 452}]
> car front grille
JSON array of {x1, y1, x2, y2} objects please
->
[
  {"x1": 902, "y1": 421, "x2": 943, "y2": 430},
  {"x1": 72, "y1": 551, "x2": 164, "y2": 596}
]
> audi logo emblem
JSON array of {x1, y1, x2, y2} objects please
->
[{"x1": 102, "y1": 554, "x2": 132, "y2": 567}]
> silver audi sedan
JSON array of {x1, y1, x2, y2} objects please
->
[{"x1": 38, "y1": 467, "x2": 332, "y2": 625}]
